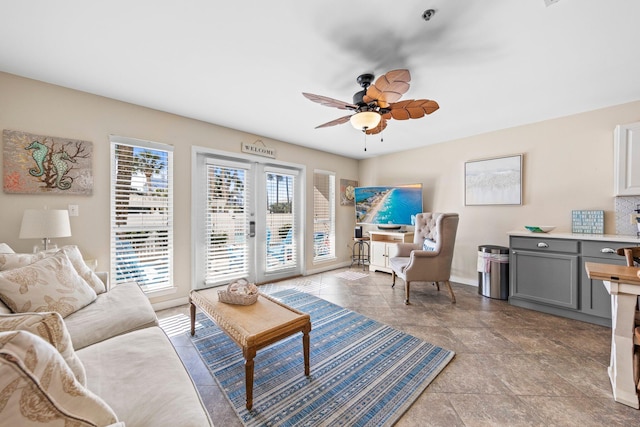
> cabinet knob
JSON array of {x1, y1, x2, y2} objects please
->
[
  {"x1": 537, "y1": 242, "x2": 549, "y2": 248},
  {"x1": 600, "y1": 248, "x2": 616, "y2": 254}
]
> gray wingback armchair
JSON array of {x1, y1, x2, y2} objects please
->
[{"x1": 390, "y1": 212, "x2": 459, "y2": 305}]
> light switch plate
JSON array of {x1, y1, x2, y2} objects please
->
[
  {"x1": 544, "y1": 0, "x2": 560, "y2": 6},
  {"x1": 68, "y1": 204, "x2": 79, "y2": 217}
]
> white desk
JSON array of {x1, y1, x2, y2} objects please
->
[{"x1": 585, "y1": 262, "x2": 640, "y2": 409}]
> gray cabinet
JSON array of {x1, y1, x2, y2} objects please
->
[
  {"x1": 511, "y1": 237, "x2": 579, "y2": 309},
  {"x1": 580, "y1": 241, "x2": 631, "y2": 319},
  {"x1": 509, "y1": 234, "x2": 638, "y2": 327}
]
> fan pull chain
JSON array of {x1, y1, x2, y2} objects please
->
[{"x1": 363, "y1": 131, "x2": 367, "y2": 151}]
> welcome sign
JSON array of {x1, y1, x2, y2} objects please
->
[{"x1": 241, "y1": 140, "x2": 276, "y2": 158}]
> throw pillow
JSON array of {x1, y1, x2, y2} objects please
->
[
  {"x1": 0, "y1": 251, "x2": 97, "y2": 318},
  {"x1": 57, "y1": 246, "x2": 106, "y2": 294},
  {"x1": 0, "y1": 243, "x2": 14, "y2": 253},
  {"x1": 0, "y1": 312, "x2": 86, "y2": 385},
  {"x1": 423, "y1": 238, "x2": 437, "y2": 251},
  {"x1": 0, "y1": 330, "x2": 119, "y2": 426},
  {"x1": 0, "y1": 251, "x2": 45, "y2": 270},
  {"x1": 0, "y1": 246, "x2": 105, "y2": 295}
]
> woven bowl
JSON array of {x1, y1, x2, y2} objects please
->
[{"x1": 218, "y1": 279, "x2": 259, "y2": 305}]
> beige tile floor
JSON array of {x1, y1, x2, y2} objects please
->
[{"x1": 157, "y1": 268, "x2": 640, "y2": 426}]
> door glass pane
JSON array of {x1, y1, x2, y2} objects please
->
[
  {"x1": 205, "y1": 163, "x2": 249, "y2": 285},
  {"x1": 265, "y1": 171, "x2": 296, "y2": 272}
]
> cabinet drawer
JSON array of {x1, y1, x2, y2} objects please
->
[
  {"x1": 581, "y1": 240, "x2": 638, "y2": 260},
  {"x1": 510, "y1": 237, "x2": 579, "y2": 253}
]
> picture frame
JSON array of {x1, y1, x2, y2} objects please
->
[
  {"x1": 3, "y1": 129, "x2": 93, "y2": 195},
  {"x1": 340, "y1": 179, "x2": 358, "y2": 206},
  {"x1": 465, "y1": 154, "x2": 522, "y2": 206}
]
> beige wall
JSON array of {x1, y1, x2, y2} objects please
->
[
  {"x1": 3, "y1": 71, "x2": 640, "y2": 303},
  {"x1": 360, "y1": 101, "x2": 640, "y2": 284},
  {"x1": 0, "y1": 72, "x2": 358, "y2": 307}
]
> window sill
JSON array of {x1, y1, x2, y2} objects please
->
[{"x1": 141, "y1": 286, "x2": 177, "y2": 298}]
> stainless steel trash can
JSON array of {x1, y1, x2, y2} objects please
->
[{"x1": 477, "y1": 245, "x2": 509, "y2": 300}]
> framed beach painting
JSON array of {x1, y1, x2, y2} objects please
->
[
  {"x1": 3, "y1": 129, "x2": 93, "y2": 195},
  {"x1": 465, "y1": 154, "x2": 522, "y2": 206}
]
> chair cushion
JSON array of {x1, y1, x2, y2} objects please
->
[
  {"x1": 0, "y1": 330, "x2": 119, "y2": 426},
  {"x1": 0, "y1": 251, "x2": 97, "y2": 318},
  {"x1": 0, "y1": 312, "x2": 86, "y2": 385},
  {"x1": 389, "y1": 257, "x2": 410, "y2": 276}
]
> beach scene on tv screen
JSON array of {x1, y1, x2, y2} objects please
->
[{"x1": 355, "y1": 184, "x2": 422, "y2": 226}]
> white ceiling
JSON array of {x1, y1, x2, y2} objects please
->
[{"x1": 1, "y1": 0, "x2": 639, "y2": 160}]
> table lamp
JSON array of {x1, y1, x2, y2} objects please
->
[{"x1": 19, "y1": 208, "x2": 71, "y2": 252}]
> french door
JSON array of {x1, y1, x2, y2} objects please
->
[{"x1": 193, "y1": 151, "x2": 303, "y2": 289}]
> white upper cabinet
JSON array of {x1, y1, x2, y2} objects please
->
[{"x1": 614, "y1": 121, "x2": 640, "y2": 196}]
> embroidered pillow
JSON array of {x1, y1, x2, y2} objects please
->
[
  {"x1": 57, "y1": 246, "x2": 106, "y2": 294},
  {"x1": 0, "y1": 312, "x2": 86, "y2": 385},
  {"x1": 0, "y1": 251, "x2": 45, "y2": 270},
  {"x1": 0, "y1": 246, "x2": 105, "y2": 295},
  {"x1": 0, "y1": 330, "x2": 118, "y2": 426},
  {"x1": 0, "y1": 243, "x2": 14, "y2": 254},
  {"x1": 423, "y1": 239, "x2": 437, "y2": 251},
  {"x1": 0, "y1": 251, "x2": 97, "y2": 318}
]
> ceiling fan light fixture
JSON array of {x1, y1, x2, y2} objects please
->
[{"x1": 350, "y1": 111, "x2": 381, "y2": 131}]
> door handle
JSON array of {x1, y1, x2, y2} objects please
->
[
  {"x1": 249, "y1": 221, "x2": 255, "y2": 237},
  {"x1": 600, "y1": 248, "x2": 616, "y2": 254},
  {"x1": 537, "y1": 242, "x2": 549, "y2": 248}
]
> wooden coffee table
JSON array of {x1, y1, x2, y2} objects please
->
[{"x1": 189, "y1": 288, "x2": 311, "y2": 410}]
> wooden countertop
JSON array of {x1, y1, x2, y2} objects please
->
[{"x1": 585, "y1": 262, "x2": 640, "y2": 285}]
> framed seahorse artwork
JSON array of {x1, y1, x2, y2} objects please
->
[{"x1": 3, "y1": 129, "x2": 93, "y2": 195}]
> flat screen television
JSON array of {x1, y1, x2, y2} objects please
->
[{"x1": 354, "y1": 184, "x2": 423, "y2": 229}]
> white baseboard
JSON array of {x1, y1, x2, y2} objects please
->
[{"x1": 451, "y1": 275, "x2": 477, "y2": 287}]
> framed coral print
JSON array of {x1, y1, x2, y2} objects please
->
[
  {"x1": 340, "y1": 179, "x2": 358, "y2": 206},
  {"x1": 465, "y1": 154, "x2": 522, "y2": 205},
  {"x1": 3, "y1": 129, "x2": 93, "y2": 195}
]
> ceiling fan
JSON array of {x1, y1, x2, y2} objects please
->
[{"x1": 302, "y1": 69, "x2": 439, "y2": 135}]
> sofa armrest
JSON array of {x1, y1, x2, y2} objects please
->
[
  {"x1": 95, "y1": 271, "x2": 110, "y2": 291},
  {"x1": 394, "y1": 242, "x2": 421, "y2": 257}
]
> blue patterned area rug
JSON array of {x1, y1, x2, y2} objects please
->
[{"x1": 190, "y1": 289, "x2": 454, "y2": 427}]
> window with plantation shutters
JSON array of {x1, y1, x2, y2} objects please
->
[
  {"x1": 313, "y1": 170, "x2": 335, "y2": 261},
  {"x1": 110, "y1": 136, "x2": 173, "y2": 293}
]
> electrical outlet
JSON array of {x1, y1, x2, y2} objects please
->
[
  {"x1": 630, "y1": 213, "x2": 640, "y2": 224},
  {"x1": 68, "y1": 204, "x2": 79, "y2": 217},
  {"x1": 544, "y1": 0, "x2": 560, "y2": 6}
]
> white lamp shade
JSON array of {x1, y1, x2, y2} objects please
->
[
  {"x1": 19, "y1": 209, "x2": 71, "y2": 239},
  {"x1": 350, "y1": 111, "x2": 381, "y2": 131}
]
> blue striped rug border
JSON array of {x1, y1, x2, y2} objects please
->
[{"x1": 190, "y1": 289, "x2": 455, "y2": 426}]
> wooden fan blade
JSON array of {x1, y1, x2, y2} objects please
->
[
  {"x1": 388, "y1": 99, "x2": 439, "y2": 120},
  {"x1": 303, "y1": 93, "x2": 357, "y2": 111},
  {"x1": 365, "y1": 117, "x2": 387, "y2": 135},
  {"x1": 363, "y1": 69, "x2": 411, "y2": 107},
  {"x1": 315, "y1": 115, "x2": 352, "y2": 129}
]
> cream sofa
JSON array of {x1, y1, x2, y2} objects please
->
[{"x1": 0, "y1": 245, "x2": 213, "y2": 427}]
